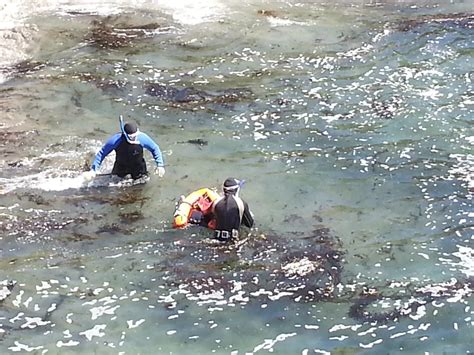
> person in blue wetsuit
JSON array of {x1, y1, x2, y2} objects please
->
[
  {"x1": 87, "y1": 121, "x2": 165, "y2": 179},
  {"x1": 212, "y1": 177, "x2": 254, "y2": 241}
]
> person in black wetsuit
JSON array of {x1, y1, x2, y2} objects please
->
[
  {"x1": 86, "y1": 120, "x2": 165, "y2": 180},
  {"x1": 212, "y1": 177, "x2": 254, "y2": 241}
]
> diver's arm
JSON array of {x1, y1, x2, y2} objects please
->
[
  {"x1": 91, "y1": 133, "x2": 122, "y2": 171},
  {"x1": 242, "y1": 201, "x2": 254, "y2": 228},
  {"x1": 138, "y1": 132, "x2": 164, "y2": 166}
]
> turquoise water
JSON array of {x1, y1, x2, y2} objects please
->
[{"x1": 0, "y1": 0, "x2": 473, "y2": 354}]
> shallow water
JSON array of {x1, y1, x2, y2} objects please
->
[{"x1": 0, "y1": 0, "x2": 473, "y2": 354}]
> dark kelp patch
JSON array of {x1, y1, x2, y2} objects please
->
[
  {"x1": 62, "y1": 232, "x2": 98, "y2": 242},
  {"x1": 76, "y1": 73, "x2": 131, "y2": 95},
  {"x1": 348, "y1": 278, "x2": 473, "y2": 324},
  {"x1": 0, "y1": 61, "x2": 46, "y2": 80},
  {"x1": 144, "y1": 83, "x2": 254, "y2": 107},
  {"x1": 68, "y1": 191, "x2": 149, "y2": 206},
  {"x1": 119, "y1": 211, "x2": 145, "y2": 223},
  {"x1": 17, "y1": 192, "x2": 50, "y2": 206},
  {"x1": 397, "y1": 13, "x2": 474, "y2": 32},
  {"x1": 0, "y1": 130, "x2": 39, "y2": 147},
  {"x1": 87, "y1": 17, "x2": 162, "y2": 49},
  {"x1": 155, "y1": 226, "x2": 345, "y2": 305},
  {"x1": 96, "y1": 223, "x2": 132, "y2": 235},
  {"x1": 155, "y1": 217, "x2": 473, "y2": 326},
  {"x1": 0, "y1": 209, "x2": 88, "y2": 241}
]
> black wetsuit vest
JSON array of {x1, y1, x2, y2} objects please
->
[
  {"x1": 112, "y1": 136, "x2": 147, "y2": 179},
  {"x1": 213, "y1": 194, "x2": 254, "y2": 241}
]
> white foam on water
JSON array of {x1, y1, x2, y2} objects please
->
[
  {"x1": 56, "y1": 340, "x2": 80, "y2": 348},
  {"x1": 8, "y1": 341, "x2": 43, "y2": 352},
  {"x1": 0, "y1": 170, "x2": 92, "y2": 193},
  {"x1": 0, "y1": 0, "x2": 142, "y2": 28},
  {"x1": 0, "y1": 0, "x2": 229, "y2": 28},
  {"x1": 153, "y1": 0, "x2": 228, "y2": 25},
  {"x1": 79, "y1": 324, "x2": 107, "y2": 341},
  {"x1": 0, "y1": 169, "x2": 149, "y2": 194},
  {"x1": 267, "y1": 16, "x2": 309, "y2": 27},
  {"x1": 453, "y1": 246, "x2": 474, "y2": 277},
  {"x1": 0, "y1": 0, "x2": 230, "y2": 85},
  {"x1": 252, "y1": 333, "x2": 297, "y2": 353}
]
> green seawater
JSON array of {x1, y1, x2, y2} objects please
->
[{"x1": 0, "y1": 0, "x2": 472, "y2": 354}]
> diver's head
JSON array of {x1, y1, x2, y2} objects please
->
[
  {"x1": 124, "y1": 122, "x2": 139, "y2": 141},
  {"x1": 223, "y1": 177, "x2": 242, "y2": 195}
]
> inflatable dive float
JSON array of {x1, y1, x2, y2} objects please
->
[{"x1": 173, "y1": 188, "x2": 219, "y2": 229}]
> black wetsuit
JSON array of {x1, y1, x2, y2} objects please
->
[
  {"x1": 213, "y1": 194, "x2": 254, "y2": 241},
  {"x1": 112, "y1": 137, "x2": 147, "y2": 179}
]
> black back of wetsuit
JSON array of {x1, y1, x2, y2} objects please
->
[
  {"x1": 213, "y1": 194, "x2": 253, "y2": 239},
  {"x1": 214, "y1": 195, "x2": 242, "y2": 233},
  {"x1": 112, "y1": 136, "x2": 147, "y2": 179}
]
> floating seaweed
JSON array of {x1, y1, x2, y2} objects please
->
[{"x1": 177, "y1": 138, "x2": 208, "y2": 146}]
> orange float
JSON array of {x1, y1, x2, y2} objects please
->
[{"x1": 172, "y1": 188, "x2": 219, "y2": 229}]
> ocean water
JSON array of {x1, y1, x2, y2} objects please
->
[{"x1": 0, "y1": 0, "x2": 473, "y2": 354}]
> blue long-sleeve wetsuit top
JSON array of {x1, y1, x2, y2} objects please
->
[{"x1": 91, "y1": 132, "x2": 164, "y2": 171}]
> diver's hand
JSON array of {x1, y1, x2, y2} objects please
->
[
  {"x1": 155, "y1": 166, "x2": 165, "y2": 178},
  {"x1": 83, "y1": 170, "x2": 96, "y2": 181}
]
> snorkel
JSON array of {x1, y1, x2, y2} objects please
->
[
  {"x1": 236, "y1": 179, "x2": 245, "y2": 196},
  {"x1": 119, "y1": 115, "x2": 133, "y2": 144},
  {"x1": 223, "y1": 178, "x2": 246, "y2": 197}
]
